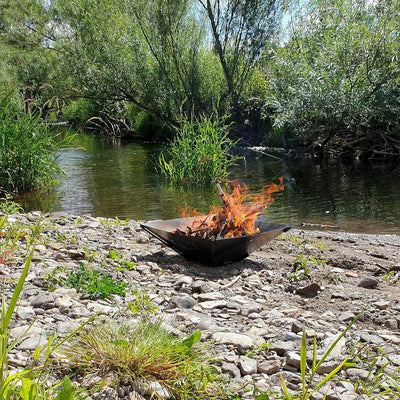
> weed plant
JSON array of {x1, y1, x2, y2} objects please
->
[
  {"x1": 0, "y1": 90, "x2": 67, "y2": 194},
  {"x1": 64, "y1": 264, "x2": 128, "y2": 299},
  {"x1": 61, "y1": 319, "x2": 224, "y2": 399},
  {"x1": 159, "y1": 112, "x2": 241, "y2": 184}
]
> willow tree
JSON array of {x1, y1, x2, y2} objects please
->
[
  {"x1": 270, "y1": 0, "x2": 400, "y2": 160},
  {"x1": 198, "y1": 0, "x2": 281, "y2": 112}
]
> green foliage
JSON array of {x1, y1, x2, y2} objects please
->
[
  {"x1": 289, "y1": 254, "x2": 327, "y2": 283},
  {"x1": 62, "y1": 98, "x2": 102, "y2": 126},
  {"x1": 348, "y1": 341, "x2": 400, "y2": 398},
  {"x1": 61, "y1": 318, "x2": 223, "y2": 399},
  {"x1": 127, "y1": 290, "x2": 158, "y2": 316},
  {"x1": 270, "y1": 0, "x2": 400, "y2": 153},
  {"x1": 0, "y1": 90, "x2": 67, "y2": 194},
  {"x1": 0, "y1": 217, "x2": 79, "y2": 400},
  {"x1": 159, "y1": 112, "x2": 241, "y2": 184},
  {"x1": 0, "y1": 195, "x2": 23, "y2": 215},
  {"x1": 199, "y1": 0, "x2": 281, "y2": 109},
  {"x1": 279, "y1": 312, "x2": 363, "y2": 399},
  {"x1": 64, "y1": 264, "x2": 128, "y2": 299}
]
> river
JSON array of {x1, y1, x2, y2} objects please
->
[{"x1": 16, "y1": 132, "x2": 400, "y2": 234}]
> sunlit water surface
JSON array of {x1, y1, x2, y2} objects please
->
[{"x1": 17, "y1": 133, "x2": 400, "y2": 234}]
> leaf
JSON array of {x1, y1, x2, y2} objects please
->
[
  {"x1": 108, "y1": 250, "x2": 117, "y2": 260},
  {"x1": 181, "y1": 331, "x2": 201, "y2": 349},
  {"x1": 255, "y1": 394, "x2": 270, "y2": 400},
  {"x1": 55, "y1": 376, "x2": 76, "y2": 400},
  {"x1": 20, "y1": 378, "x2": 35, "y2": 400}
]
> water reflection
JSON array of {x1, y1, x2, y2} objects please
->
[{"x1": 17, "y1": 133, "x2": 400, "y2": 234}]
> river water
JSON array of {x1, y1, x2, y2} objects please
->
[{"x1": 17, "y1": 133, "x2": 400, "y2": 234}]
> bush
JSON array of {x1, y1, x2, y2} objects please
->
[
  {"x1": 62, "y1": 97, "x2": 102, "y2": 125},
  {"x1": 159, "y1": 112, "x2": 241, "y2": 184},
  {"x1": 0, "y1": 90, "x2": 65, "y2": 194}
]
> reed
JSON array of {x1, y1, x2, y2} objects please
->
[
  {"x1": 159, "y1": 112, "x2": 241, "y2": 184},
  {"x1": 0, "y1": 90, "x2": 65, "y2": 194}
]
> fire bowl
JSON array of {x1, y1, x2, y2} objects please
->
[{"x1": 140, "y1": 217, "x2": 291, "y2": 267}]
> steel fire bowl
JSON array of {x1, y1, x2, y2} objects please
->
[{"x1": 140, "y1": 217, "x2": 291, "y2": 267}]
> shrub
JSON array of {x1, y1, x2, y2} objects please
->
[
  {"x1": 0, "y1": 90, "x2": 65, "y2": 194},
  {"x1": 159, "y1": 112, "x2": 241, "y2": 184}
]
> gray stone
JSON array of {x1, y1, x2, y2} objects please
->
[
  {"x1": 238, "y1": 356, "x2": 257, "y2": 375},
  {"x1": 212, "y1": 332, "x2": 254, "y2": 352},
  {"x1": 16, "y1": 306, "x2": 36, "y2": 320},
  {"x1": 285, "y1": 351, "x2": 301, "y2": 369},
  {"x1": 170, "y1": 295, "x2": 196, "y2": 309},
  {"x1": 291, "y1": 320, "x2": 304, "y2": 333},
  {"x1": 198, "y1": 300, "x2": 227, "y2": 310},
  {"x1": 338, "y1": 311, "x2": 356, "y2": 323},
  {"x1": 271, "y1": 340, "x2": 297, "y2": 355},
  {"x1": 221, "y1": 362, "x2": 241, "y2": 379},
  {"x1": 69, "y1": 306, "x2": 92, "y2": 318},
  {"x1": 18, "y1": 334, "x2": 48, "y2": 351},
  {"x1": 30, "y1": 293, "x2": 55, "y2": 309},
  {"x1": 346, "y1": 368, "x2": 369, "y2": 381},
  {"x1": 196, "y1": 317, "x2": 218, "y2": 331},
  {"x1": 384, "y1": 318, "x2": 398, "y2": 330},
  {"x1": 191, "y1": 280, "x2": 211, "y2": 294},
  {"x1": 358, "y1": 276, "x2": 379, "y2": 288},
  {"x1": 197, "y1": 292, "x2": 225, "y2": 302},
  {"x1": 174, "y1": 276, "x2": 193, "y2": 288},
  {"x1": 258, "y1": 359, "x2": 281, "y2": 374}
]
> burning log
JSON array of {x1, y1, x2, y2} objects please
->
[{"x1": 173, "y1": 178, "x2": 285, "y2": 240}]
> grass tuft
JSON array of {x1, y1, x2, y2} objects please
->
[{"x1": 61, "y1": 318, "x2": 224, "y2": 399}]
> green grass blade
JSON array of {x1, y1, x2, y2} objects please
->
[
  {"x1": 300, "y1": 328, "x2": 307, "y2": 398},
  {"x1": 3, "y1": 241, "x2": 36, "y2": 330},
  {"x1": 280, "y1": 374, "x2": 293, "y2": 400}
]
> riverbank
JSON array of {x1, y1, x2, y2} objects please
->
[{"x1": 2, "y1": 212, "x2": 400, "y2": 399}]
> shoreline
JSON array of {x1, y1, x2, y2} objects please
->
[{"x1": 2, "y1": 212, "x2": 400, "y2": 399}]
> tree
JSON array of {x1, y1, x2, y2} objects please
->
[
  {"x1": 198, "y1": 0, "x2": 281, "y2": 112},
  {"x1": 270, "y1": 0, "x2": 400, "y2": 160}
]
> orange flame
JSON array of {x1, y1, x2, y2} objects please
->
[{"x1": 174, "y1": 177, "x2": 284, "y2": 239}]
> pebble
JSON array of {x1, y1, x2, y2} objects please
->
[{"x1": 2, "y1": 213, "x2": 399, "y2": 400}]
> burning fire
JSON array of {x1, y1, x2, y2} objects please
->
[{"x1": 174, "y1": 177, "x2": 285, "y2": 239}]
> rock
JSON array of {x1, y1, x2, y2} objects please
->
[
  {"x1": 385, "y1": 318, "x2": 398, "y2": 330},
  {"x1": 374, "y1": 301, "x2": 390, "y2": 310},
  {"x1": 221, "y1": 362, "x2": 241, "y2": 379},
  {"x1": 212, "y1": 332, "x2": 254, "y2": 352},
  {"x1": 30, "y1": 293, "x2": 55, "y2": 309},
  {"x1": 258, "y1": 359, "x2": 282, "y2": 374},
  {"x1": 338, "y1": 312, "x2": 356, "y2": 323},
  {"x1": 16, "y1": 306, "x2": 36, "y2": 320},
  {"x1": 198, "y1": 300, "x2": 227, "y2": 310},
  {"x1": 68, "y1": 306, "x2": 92, "y2": 318},
  {"x1": 197, "y1": 292, "x2": 225, "y2": 301},
  {"x1": 295, "y1": 282, "x2": 321, "y2": 297},
  {"x1": 191, "y1": 280, "x2": 211, "y2": 294},
  {"x1": 196, "y1": 317, "x2": 218, "y2": 331},
  {"x1": 285, "y1": 351, "x2": 301, "y2": 369},
  {"x1": 174, "y1": 276, "x2": 193, "y2": 288},
  {"x1": 358, "y1": 276, "x2": 379, "y2": 288},
  {"x1": 238, "y1": 356, "x2": 257, "y2": 375},
  {"x1": 170, "y1": 295, "x2": 196, "y2": 309},
  {"x1": 18, "y1": 334, "x2": 48, "y2": 351},
  {"x1": 346, "y1": 368, "x2": 369, "y2": 382}
]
